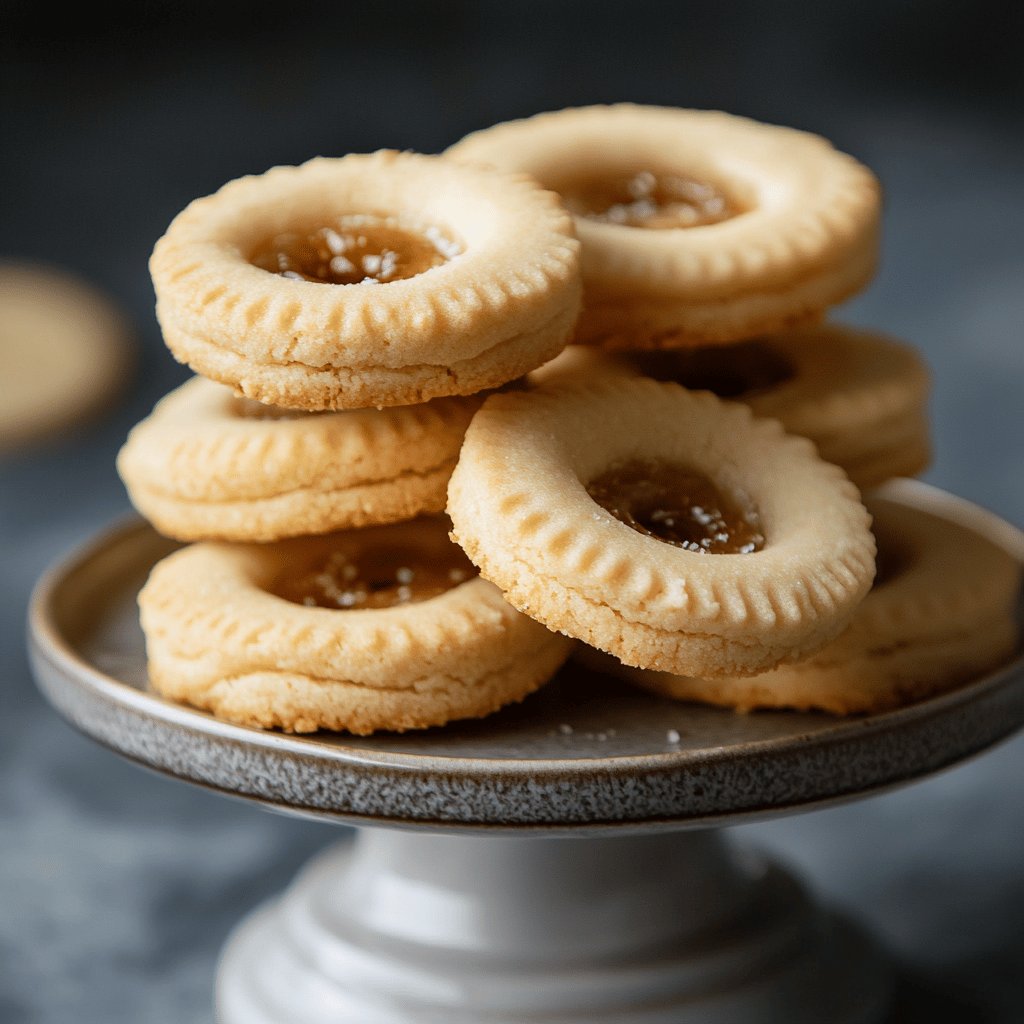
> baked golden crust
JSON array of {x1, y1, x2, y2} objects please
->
[
  {"x1": 448, "y1": 105, "x2": 880, "y2": 347},
  {"x1": 586, "y1": 495, "x2": 1021, "y2": 713},
  {"x1": 117, "y1": 376, "x2": 482, "y2": 541},
  {"x1": 139, "y1": 518, "x2": 573, "y2": 733},
  {"x1": 532, "y1": 323, "x2": 931, "y2": 489},
  {"x1": 157, "y1": 302, "x2": 575, "y2": 409},
  {"x1": 447, "y1": 377, "x2": 876, "y2": 677},
  {"x1": 150, "y1": 151, "x2": 581, "y2": 408}
]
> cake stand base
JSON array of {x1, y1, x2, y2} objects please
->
[
  {"x1": 217, "y1": 828, "x2": 892, "y2": 1024},
  {"x1": 30, "y1": 484, "x2": 1022, "y2": 1024}
]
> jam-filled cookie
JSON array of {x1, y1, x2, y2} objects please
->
[
  {"x1": 584, "y1": 494, "x2": 1021, "y2": 713},
  {"x1": 532, "y1": 323, "x2": 931, "y2": 490},
  {"x1": 150, "y1": 151, "x2": 581, "y2": 409},
  {"x1": 447, "y1": 377, "x2": 876, "y2": 678},
  {"x1": 117, "y1": 376, "x2": 482, "y2": 541},
  {"x1": 139, "y1": 517, "x2": 573, "y2": 734},
  {"x1": 0, "y1": 262, "x2": 132, "y2": 452},
  {"x1": 447, "y1": 105, "x2": 880, "y2": 348}
]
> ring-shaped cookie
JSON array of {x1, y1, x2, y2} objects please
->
[
  {"x1": 139, "y1": 518, "x2": 573, "y2": 734},
  {"x1": 117, "y1": 376, "x2": 483, "y2": 541},
  {"x1": 587, "y1": 495, "x2": 1021, "y2": 713},
  {"x1": 151, "y1": 151, "x2": 581, "y2": 409},
  {"x1": 447, "y1": 105, "x2": 880, "y2": 347},
  {"x1": 447, "y1": 377, "x2": 876, "y2": 677},
  {"x1": 532, "y1": 323, "x2": 931, "y2": 489}
]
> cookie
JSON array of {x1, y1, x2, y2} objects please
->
[
  {"x1": 0, "y1": 262, "x2": 132, "y2": 452},
  {"x1": 117, "y1": 376, "x2": 482, "y2": 541},
  {"x1": 139, "y1": 517, "x2": 573, "y2": 734},
  {"x1": 585, "y1": 493, "x2": 1021, "y2": 713},
  {"x1": 447, "y1": 376, "x2": 876, "y2": 678},
  {"x1": 532, "y1": 323, "x2": 931, "y2": 489},
  {"x1": 447, "y1": 105, "x2": 880, "y2": 348},
  {"x1": 151, "y1": 151, "x2": 581, "y2": 409}
]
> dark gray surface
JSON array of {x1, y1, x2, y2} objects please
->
[{"x1": 2, "y1": 4, "x2": 1023, "y2": 1021}]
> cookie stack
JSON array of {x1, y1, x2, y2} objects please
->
[
  {"x1": 118, "y1": 151, "x2": 581, "y2": 734},
  {"x1": 118, "y1": 107, "x2": 1020, "y2": 733}
]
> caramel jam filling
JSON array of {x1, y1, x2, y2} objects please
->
[
  {"x1": 563, "y1": 171, "x2": 737, "y2": 229},
  {"x1": 272, "y1": 544, "x2": 477, "y2": 610},
  {"x1": 630, "y1": 341, "x2": 795, "y2": 399},
  {"x1": 587, "y1": 460, "x2": 765, "y2": 554},
  {"x1": 251, "y1": 216, "x2": 459, "y2": 285}
]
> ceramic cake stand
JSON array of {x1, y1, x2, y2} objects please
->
[{"x1": 28, "y1": 481, "x2": 1024, "y2": 1024}]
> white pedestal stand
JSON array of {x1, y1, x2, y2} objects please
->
[{"x1": 217, "y1": 829, "x2": 890, "y2": 1024}]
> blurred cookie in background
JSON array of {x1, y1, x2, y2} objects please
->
[{"x1": 0, "y1": 262, "x2": 133, "y2": 453}]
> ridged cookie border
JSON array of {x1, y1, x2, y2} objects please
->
[
  {"x1": 139, "y1": 518, "x2": 573, "y2": 733},
  {"x1": 447, "y1": 105, "x2": 881, "y2": 307},
  {"x1": 151, "y1": 151, "x2": 581, "y2": 374},
  {"x1": 600, "y1": 496, "x2": 1022, "y2": 713},
  {"x1": 447, "y1": 377, "x2": 876, "y2": 677},
  {"x1": 157, "y1": 300, "x2": 577, "y2": 409},
  {"x1": 117, "y1": 377, "x2": 481, "y2": 539},
  {"x1": 532, "y1": 323, "x2": 932, "y2": 489}
]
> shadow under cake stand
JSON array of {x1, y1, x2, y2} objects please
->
[{"x1": 28, "y1": 480, "x2": 1024, "y2": 1024}]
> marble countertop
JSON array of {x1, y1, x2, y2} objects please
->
[{"x1": 1, "y1": 17, "x2": 1022, "y2": 1020}]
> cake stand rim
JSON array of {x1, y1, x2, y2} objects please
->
[{"x1": 26, "y1": 480, "x2": 1024, "y2": 829}]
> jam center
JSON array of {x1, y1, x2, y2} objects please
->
[
  {"x1": 587, "y1": 460, "x2": 765, "y2": 554},
  {"x1": 272, "y1": 544, "x2": 477, "y2": 610},
  {"x1": 630, "y1": 341, "x2": 795, "y2": 399},
  {"x1": 251, "y1": 216, "x2": 458, "y2": 285},
  {"x1": 563, "y1": 171, "x2": 737, "y2": 229}
]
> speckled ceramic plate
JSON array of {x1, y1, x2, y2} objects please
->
[{"x1": 28, "y1": 481, "x2": 1024, "y2": 834}]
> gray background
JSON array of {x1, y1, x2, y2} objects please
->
[{"x1": 1, "y1": 2, "x2": 1022, "y2": 1021}]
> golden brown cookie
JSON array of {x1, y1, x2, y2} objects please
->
[
  {"x1": 151, "y1": 151, "x2": 581, "y2": 409},
  {"x1": 0, "y1": 262, "x2": 132, "y2": 452},
  {"x1": 139, "y1": 517, "x2": 573, "y2": 734},
  {"x1": 447, "y1": 105, "x2": 880, "y2": 348},
  {"x1": 584, "y1": 491, "x2": 1021, "y2": 713},
  {"x1": 532, "y1": 323, "x2": 931, "y2": 489},
  {"x1": 117, "y1": 376, "x2": 482, "y2": 541},
  {"x1": 447, "y1": 376, "x2": 876, "y2": 678}
]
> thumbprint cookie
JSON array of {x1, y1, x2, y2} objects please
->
[
  {"x1": 584, "y1": 493, "x2": 1020, "y2": 713},
  {"x1": 447, "y1": 377, "x2": 876, "y2": 678},
  {"x1": 139, "y1": 517, "x2": 573, "y2": 734},
  {"x1": 448, "y1": 105, "x2": 880, "y2": 348},
  {"x1": 117, "y1": 376, "x2": 483, "y2": 541},
  {"x1": 151, "y1": 151, "x2": 581, "y2": 409}
]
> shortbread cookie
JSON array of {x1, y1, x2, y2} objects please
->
[
  {"x1": 117, "y1": 376, "x2": 482, "y2": 541},
  {"x1": 0, "y1": 263, "x2": 131, "y2": 452},
  {"x1": 532, "y1": 323, "x2": 931, "y2": 489},
  {"x1": 447, "y1": 105, "x2": 880, "y2": 347},
  {"x1": 139, "y1": 517, "x2": 573, "y2": 733},
  {"x1": 447, "y1": 377, "x2": 876, "y2": 678},
  {"x1": 151, "y1": 151, "x2": 581, "y2": 409},
  {"x1": 586, "y1": 494, "x2": 1021, "y2": 713}
]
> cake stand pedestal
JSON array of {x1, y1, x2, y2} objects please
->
[
  {"x1": 215, "y1": 829, "x2": 889, "y2": 1023},
  {"x1": 28, "y1": 481, "x2": 1024, "y2": 1024}
]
